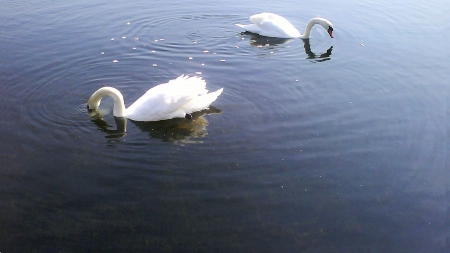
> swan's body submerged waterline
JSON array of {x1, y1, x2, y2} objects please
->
[
  {"x1": 87, "y1": 75, "x2": 223, "y2": 122},
  {"x1": 236, "y1": 13, "x2": 334, "y2": 39}
]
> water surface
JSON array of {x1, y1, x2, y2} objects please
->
[{"x1": 0, "y1": 0, "x2": 448, "y2": 252}]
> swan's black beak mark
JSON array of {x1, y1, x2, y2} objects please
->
[
  {"x1": 185, "y1": 113, "x2": 192, "y2": 120},
  {"x1": 328, "y1": 26, "x2": 334, "y2": 38}
]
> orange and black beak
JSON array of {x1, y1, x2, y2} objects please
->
[{"x1": 328, "y1": 26, "x2": 334, "y2": 38}]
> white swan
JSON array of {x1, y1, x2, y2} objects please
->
[
  {"x1": 87, "y1": 75, "x2": 223, "y2": 121},
  {"x1": 236, "y1": 13, "x2": 334, "y2": 39}
]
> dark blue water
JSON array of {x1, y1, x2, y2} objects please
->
[{"x1": 1, "y1": 0, "x2": 448, "y2": 252}]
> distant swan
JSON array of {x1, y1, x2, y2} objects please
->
[
  {"x1": 236, "y1": 13, "x2": 334, "y2": 39},
  {"x1": 87, "y1": 75, "x2": 223, "y2": 121}
]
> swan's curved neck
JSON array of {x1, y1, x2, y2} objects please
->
[
  {"x1": 300, "y1": 18, "x2": 320, "y2": 39},
  {"x1": 87, "y1": 87, "x2": 126, "y2": 117}
]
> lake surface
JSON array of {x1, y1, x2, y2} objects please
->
[{"x1": 1, "y1": 0, "x2": 448, "y2": 252}]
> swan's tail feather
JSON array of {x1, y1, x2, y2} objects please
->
[
  {"x1": 186, "y1": 88, "x2": 223, "y2": 113},
  {"x1": 235, "y1": 24, "x2": 261, "y2": 34},
  {"x1": 204, "y1": 88, "x2": 223, "y2": 105},
  {"x1": 235, "y1": 23, "x2": 255, "y2": 30}
]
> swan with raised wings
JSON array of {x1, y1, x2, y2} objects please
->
[
  {"x1": 236, "y1": 12, "x2": 334, "y2": 39},
  {"x1": 87, "y1": 75, "x2": 223, "y2": 121}
]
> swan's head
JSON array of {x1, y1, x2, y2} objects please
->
[
  {"x1": 87, "y1": 93, "x2": 101, "y2": 110},
  {"x1": 314, "y1": 18, "x2": 334, "y2": 38}
]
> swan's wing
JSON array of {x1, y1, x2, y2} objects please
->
[
  {"x1": 125, "y1": 75, "x2": 211, "y2": 121},
  {"x1": 250, "y1": 13, "x2": 282, "y2": 24},
  {"x1": 248, "y1": 12, "x2": 300, "y2": 38},
  {"x1": 164, "y1": 75, "x2": 208, "y2": 98}
]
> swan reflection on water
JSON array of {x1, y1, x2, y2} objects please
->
[
  {"x1": 245, "y1": 32, "x2": 295, "y2": 46},
  {"x1": 89, "y1": 107, "x2": 222, "y2": 143},
  {"x1": 302, "y1": 39, "x2": 333, "y2": 63},
  {"x1": 242, "y1": 33, "x2": 333, "y2": 62}
]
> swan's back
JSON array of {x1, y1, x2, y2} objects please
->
[
  {"x1": 244, "y1": 12, "x2": 301, "y2": 38},
  {"x1": 125, "y1": 75, "x2": 222, "y2": 121},
  {"x1": 250, "y1": 13, "x2": 291, "y2": 27}
]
